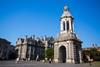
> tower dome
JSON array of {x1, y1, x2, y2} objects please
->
[{"x1": 61, "y1": 6, "x2": 72, "y2": 19}]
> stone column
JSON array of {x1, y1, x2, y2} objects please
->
[
  {"x1": 22, "y1": 44, "x2": 27, "y2": 60},
  {"x1": 28, "y1": 46, "x2": 31, "y2": 60},
  {"x1": 70, "y1": 42, "x2": 73, "y2": 63},
  {"x1": 54, "y1": 43, "x2": 59, "y2": 63},
  {"x1": 66, "y1": 41, "x2": 74, "y2": 63},
  {"x1": 19, "y1": 45, "x2": 22, "y2": 59},
  {"x1": 61, "y1": 21, "x2": 63, "y2": 31},
  {"x1": 69, "y1": 42, "x2": 72, "y2": 63},
  {"x1": 71, "y1": 43, "x2": 75, "y2": 63},
  {"x1": 66, "y1": 43, "x2": 69, "y2": 63},
  {"x1": 79, "y1": 45, "x2": 82, "y2": 63},
  {"x1": 66, "y1": 41, "x2": 72, "y2": 63},
  {"x1": 69, "y1": 42, "x2": 71, "y2": 62},
  {"x1": 45, "y1": 41, "x2": 48, "y2": 50},
  {"x1": 69, "y1": 19, "x2": 73, "y2": 32}
]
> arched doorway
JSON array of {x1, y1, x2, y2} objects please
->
[{"x1": 59, "y1": 46, "x2": 66, "y2": 63}]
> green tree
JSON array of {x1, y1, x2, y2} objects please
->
[
  {"x1": 46, "y1": 48, "x2": 54, "y2": 59},
  {"x1": 82, "y1": 50, "x2": 91, "y2": 62},
  {"x1": 90, "y1": 48, "x2": 100, "y2": 61},
  {"x1": 82, "y1": 48, "x2": 100, "y2": 62}
]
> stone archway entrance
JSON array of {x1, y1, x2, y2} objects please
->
[{"x1": 59, "y1": 46, "x2": 66, "y2": 63}]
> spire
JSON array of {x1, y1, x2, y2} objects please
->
[{"x1": 61, "y1": 5, "x2": 72, "y2": 19}]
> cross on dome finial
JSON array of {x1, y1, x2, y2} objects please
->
[
  {"x1": 61, "y1": 5, "x2": 72, "y2": 19},
  {"x1": 64, "y1": 5, "x2": 68, "y2": 11}
]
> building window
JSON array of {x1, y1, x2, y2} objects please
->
[
  {"x1": 63, "y1": 21, "x2": 65, "y2": 31},
  {"x1": 67, "y1": 21, "x2": 69, "y2": 31}
]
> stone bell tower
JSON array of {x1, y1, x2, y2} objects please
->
[
  {"x1": 54, "y1": 6, "x2": 82, "y2": 64},
  {"x1": 60, "y1": 6, "x2": 73, "y2": 34}
]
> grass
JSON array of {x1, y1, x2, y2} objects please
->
[
  {"x1": 87, "y1": 61, "x2": 100, "y2": 67},
  {"x1": 93, "y1": 61, "x2": 100, "y2": 65}
]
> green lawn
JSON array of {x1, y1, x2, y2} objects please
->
[
  {"x1": 93, "y1": 61, "x2": 100, "y2": 65},
  {"x1": 89, "y1": 61, "x2": 100, "y2": 67}
]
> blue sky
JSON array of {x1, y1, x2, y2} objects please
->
[{"x1": 0, "y1": 0, "x2": 100, "y2": 47}]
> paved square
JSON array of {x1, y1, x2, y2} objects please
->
[{"x1": 0, "y1": 61, "x2": 100, "y2": 67}]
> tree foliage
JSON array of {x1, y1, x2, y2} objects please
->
[
  {"x1": 46, "y1": 48, "x2": 54, "y2": 59},
  {"x1": 90, "y1": 48, "x2": 100, "y2": 61},
  {"x1": 82, "y1": 48, "x2": 100, "y2": 62}
]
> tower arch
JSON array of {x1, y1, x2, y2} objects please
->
[{"x1": 59, "y1": 45, "x2": 66, "y2": 63}]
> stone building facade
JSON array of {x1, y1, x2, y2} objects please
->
[
  {"x1": 0, "y1": 38, "x2": 15, "y2": 60},
  {"x1": 83, "y1": 44, "x2": 100, "y2": 52},
  {"x1": 16, "y1": 36, "x2": 54, "y2": 61},
  {"x1": 54, "y1": 6, "x2": 82, "y2": 63}
]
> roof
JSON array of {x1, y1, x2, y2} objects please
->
[
  {"x1": 0, "y1": 38, "x2": 11, "y2": 44},
  {"x1": 55, "y1": 32, "x2": 82, "y2": 43}
]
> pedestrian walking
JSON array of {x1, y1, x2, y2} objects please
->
[
  {"x1": 49, "y1": 58, "x2": 51, "y2": 63},
  {"x1": 16, "y1": 58, "x2": 19, "y2": 63}
]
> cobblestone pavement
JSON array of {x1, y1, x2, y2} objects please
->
[{"x1": 0, "y1": 60, "x2": 100, "y2": 67}]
